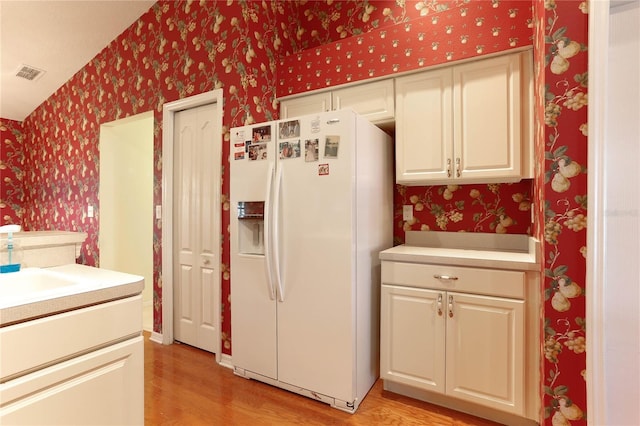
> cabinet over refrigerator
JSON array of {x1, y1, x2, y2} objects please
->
[{"x1": 229, "y1": 109, "x2": 393, "y2": 412}]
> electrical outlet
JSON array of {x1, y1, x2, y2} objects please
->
[
  {"x1": 87, "y1": 205, "x2": 94, "y2": 218},
  {"x1": 402, "y1": 205, "x2": 413, "y2": 221}
]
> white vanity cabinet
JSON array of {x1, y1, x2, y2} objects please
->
[
  {"x1": 279, "y1": 79, "x2": 395, "y2": 125},
  {"x1": 395, "y1": 50, "x2": 533, "y2": 185}
]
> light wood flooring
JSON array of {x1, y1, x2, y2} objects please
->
[{"x1": 144, "y1": 333, "x2": 502, "y2": 425}]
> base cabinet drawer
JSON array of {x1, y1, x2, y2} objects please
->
[{"x1": 381, "y1": 261, "x2": 525, "y2": 299}]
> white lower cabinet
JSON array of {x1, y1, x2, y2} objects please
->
[
  {"x1": 0, "y1": 295, "x2": 143, "y2": 425},
  {"x1": 380, "y1": 261, "x2": 535, "y2": 422},
  {"x1": 0, "y1": 337, "x2": 143, "y2": 425}
]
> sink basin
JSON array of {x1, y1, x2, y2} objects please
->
[
  {"x1": 0, "y1": 264, "x2": 144, "y2": 327},
  {"x1": 0, "y1": 268, "x2": 81, "y2": 307}
]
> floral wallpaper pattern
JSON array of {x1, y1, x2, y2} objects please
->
[
  {"x1": 0, "y1": 1, "x2": 592, "y2": 424},
  {"x1": 394, "y1": 181, "x2": 533, "y2": 244},
  {"x1": 0, "y1": 119, "x2": 25, "y2": 225},
  {"x1": 534, "y1": 0, "x2": 588, "y2": 425}
]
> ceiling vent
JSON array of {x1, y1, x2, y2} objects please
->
[{"x1": 15, "y1": 64, "x2": 46, "y2": 82}]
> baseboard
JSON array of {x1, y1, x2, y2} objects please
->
[
  {"x1": 219, "y1": 353, "x2": 233, "y2": 369},
  {"x1": 149, "y1": 331, "x2": 163, "y2": 344},
  {"x1": 382, "y1": 380, "x2": 538, "y2": 426}
]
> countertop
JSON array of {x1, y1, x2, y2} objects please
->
[
  {"x1": 0, "y1": 264, "x2": 144, "y2": 327},
  {"x1": 380, "y1": 231, "x2": 540, "y2": 271},
  {"x1": 0, "y1": 230, "x2": 87, "y2": 247}
]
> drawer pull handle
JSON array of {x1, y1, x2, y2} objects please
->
[
  {"x1": 437, "y1": 293, "x2": 443, "y2": 316},
  {"x1": 433, "y1": 274, "x2": 458, "y2": 281},
  {"x1": 448, "y1": 295, "x2": 454, "y2": 318}
]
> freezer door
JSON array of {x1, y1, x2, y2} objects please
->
[
  {"x1": 229, "y1": 123, "x2": 278, "y2": 379},
  {"x1": 274, "y1": 110, "x2": 358, "y2": 401}
]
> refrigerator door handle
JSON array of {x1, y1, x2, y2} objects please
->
[
  {"x1": 263, "y1": 162, "x2": 276, "y2": 300},
  {"x1": 273, "y1": 164, "x2": 285, "y2": 302}
]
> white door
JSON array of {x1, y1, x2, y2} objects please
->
[
  {"x1": 380, "y1": 285, "x2": 446, "y2": 393},
  {"x1": 173, "y1": 103, "x2": 219, "y2": 352},
  {"x1": 445, "y1": 292, "x2": 524, "y2": 415}
]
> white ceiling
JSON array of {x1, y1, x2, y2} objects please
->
[{"x1": 0, "y1": 0, "x2": 156, "y2": 122}]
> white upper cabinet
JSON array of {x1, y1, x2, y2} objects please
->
[
  {"x1": 396, "y1": 50, "x2": 533, "y2": 185},
  {"x1": 279, "y1": 91, "x2": 332, "y2": 118},
  {"x1": 279, "y1": 79, "x2": 395, "y2": 125},
  {"x1": 332, "y1": 79, "x2": 395, "y2": 124},
  {"x1": 395, "y1": 67, "x2": 453, "y2": 182}
]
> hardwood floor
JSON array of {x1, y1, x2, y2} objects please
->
[{"x1": 144, "y1": 333, "x2": 502, "y2": 425}]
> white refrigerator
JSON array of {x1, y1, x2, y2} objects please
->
[{"x1": 229, "y1": 109, "x2": 393, "y2": 413}]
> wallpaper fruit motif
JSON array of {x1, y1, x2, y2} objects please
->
[
  {"x1": 0, "y1": 119, "x2": 25, "y2": 225},
  {"x1": 534, "y1": 1, "x2": 588, "y2": 424},
  {"x1": 0, "y1": 2, "x2": 592, "y2": 425},
  {"x1": 395, "y1": 182, "x2": 533, "y2": 245},
  {"x1": 281, "y1": 0, "x2": 534, "y2": 95}
]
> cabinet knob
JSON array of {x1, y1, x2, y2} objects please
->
[
  {"x1": 446, "y1": 158, "x2": 452, "y2": 178},
  {"x1": 437, "y1": 293, "x2": 443, "y2": 316},
  {"x1": 448, "y1": 295, "x2": 454, "y2": 318},
  {"x1": 455, "y1": 157, "x2": 461, "y2": 178}
]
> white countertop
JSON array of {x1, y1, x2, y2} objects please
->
[
  {"x1": 0, "y1": 230, "x2": 87, "y2": 248},
  {"x1": 0, "y1": 264, "x2": 144, "y2": 326},
  {"x1": 380, "y1": 231, "x2": 540, "y2": 271}
]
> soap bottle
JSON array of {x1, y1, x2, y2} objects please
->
[{"x1": 0, "y1": 224, "x2": 23, "y2": 273}]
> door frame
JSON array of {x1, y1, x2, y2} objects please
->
[{"x1": 161, "y1": 89, "x2": 223, "y2": 363}]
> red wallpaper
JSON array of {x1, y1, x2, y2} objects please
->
[
  {"x1": 1, "y1": 1, "x2": 590, "y2": 424},
  {"x1": 0, "y1": 119, "x2": 25, "y2": 225},
  {"x1": 534, "y1": 1, "x2": 588, "y2": 424},
  {"x1": 280, "y1": 0, "x2": 534, "y2": 95}
]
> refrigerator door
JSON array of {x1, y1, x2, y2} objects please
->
[
  {"x1": 274, "y1": 110, "x2": 357, "y2": 401},
  {"x1": 229, "y1": 122, "x2": 278, "y2": 380}
]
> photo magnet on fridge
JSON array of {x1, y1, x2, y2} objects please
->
[
  {"x1": 252, "y1": 125, "x2": 271, "y2": 143},
  {"x1": 324, "y1": 135, "x2": 340, "y2": 159},
  {"x1": 279, "y1": 120, "x2": 300, "y2": 139},
  {"x1": 279, "y1": 140, "x2": 301, "y2": 159},
  {"x1": 305, "y1": 139, "x2": 319, "y2": 162},
  {"x1": 249, "y1": 143, "x2": 268, "y2": 161}
]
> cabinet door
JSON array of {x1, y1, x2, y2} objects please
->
[
  {"x1": 445, "y1": 292, "x2": 525, "y2": 415},
  {"x1": 453, "y1": 53, "x2": 522, "y2": 181},
  {"x1": 380, "y1": 285, "x2": 446, "y2": 393},
  {"x1": 333, "y1": 79, "x2": 394, "y2": 124},
  {"x1": 279, "y1": 92, "x2": 331, "y2": 118},
  {"x1": 395, "y1": 69, "x2": 453, "y2": 184}
]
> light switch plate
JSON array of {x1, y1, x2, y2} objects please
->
[
  {"x1": 87, "y1": 205, "x2": 94, "y2": 218},
  {"x1": 402, "y1": 205, "x2": 413, "y2": 221},
  {"x1": 156, "y1": 205, "x2": 162, "y2": 219}
]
